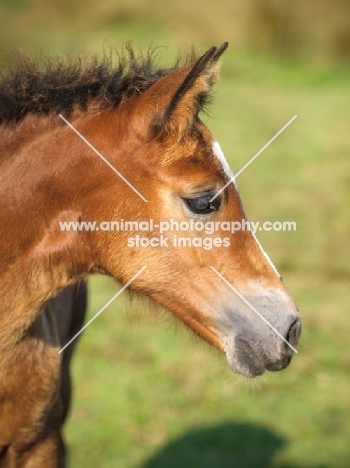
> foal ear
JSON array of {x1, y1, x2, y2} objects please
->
[{"x1": 137, "y1": 43, "x2": 228, "y2": 137}]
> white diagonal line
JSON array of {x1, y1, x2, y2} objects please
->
[
  {"x1": 59, "y1": 114, "x2": 148, "y2": 202},
  {"x1": 58, "y1": 266, "x2": 147, "y2": 354},
  {"x1": 210, "y1": 115, "x2": 297, "y2": 202},
  {"x1": 210, "y1": 266, "x2": 298, "y2": 353}
]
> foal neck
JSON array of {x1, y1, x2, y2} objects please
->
[{"x1": 0, "y1": 116, "x2": 95, "y2": 343}]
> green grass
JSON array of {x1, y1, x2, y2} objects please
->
[{"x1": 1, "y1": 1, "x2": 350, "y2": 466}]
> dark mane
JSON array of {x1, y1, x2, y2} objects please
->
[{"x1": 0, "y1": 45, "x2": 195, "y2": 125}]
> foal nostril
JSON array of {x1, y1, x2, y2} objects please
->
[{"x1": 286, "y1": 318, "x2": 301, "y2": 349}]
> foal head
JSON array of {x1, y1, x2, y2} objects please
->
[{"x1": 79, "y1": 44, "x2": 301, "y2": 377}]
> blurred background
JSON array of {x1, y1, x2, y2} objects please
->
[{"x1": 1, "y1": 1, "x2": 349, "y2": 466}]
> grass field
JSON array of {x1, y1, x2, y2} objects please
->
[{"x1": 1, "y1": 1, "x2": 350, "y2": 467}]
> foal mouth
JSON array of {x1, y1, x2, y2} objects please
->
[
  {"x1": 234, "y1": 338, "x2": 266, "y2": 378},
  {"x1": 228, "y1": 336, "x2": 295, "y2": 378}
]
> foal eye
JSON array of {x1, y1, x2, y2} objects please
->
[{"x1": 183, "y1": 194, "x2": 221, "y2": 214}]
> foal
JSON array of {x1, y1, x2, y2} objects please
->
[{"x1": 0, "y1": 43, "x2": 300, "y2": 466}]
